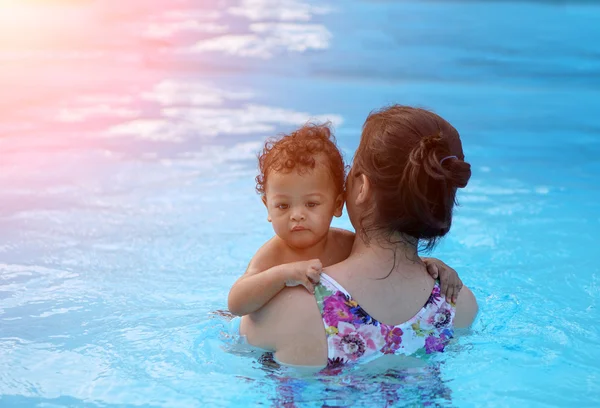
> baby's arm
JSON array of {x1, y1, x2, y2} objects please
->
[{"x1": 227, "y1": 241, "x2": 322, "y2": 316}]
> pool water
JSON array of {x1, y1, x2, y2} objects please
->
[{"x1": 1, "y1": 0, "x2": 599, "y2": 407}]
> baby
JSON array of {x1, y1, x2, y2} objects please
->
[{"x1": 228, "y1": 123, "x2": 461, "y2": 317}]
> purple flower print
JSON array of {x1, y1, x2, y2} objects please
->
[
  {"x1": 380, "y1": 326, "x2": 404, "y2": 354},
  {"x1": 322, "y1": 292, "x2": 354, "y2": 327},
  {"x1": 424, "y1": 335, "x2": 446, "y2": 354},
  {"x1": 424, "y1": 328, "x2": 453, "y2": 354},
  {"x1": 425, "y1": 284, "x2": 442, "y2": 307}
]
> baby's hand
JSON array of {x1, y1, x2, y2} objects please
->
[
  {"x1": 284, "y1": 259, "x2": 323, "y2": 293},
  {"x1": 423, "y1": 257, "x2": 463, "y2": 304}
]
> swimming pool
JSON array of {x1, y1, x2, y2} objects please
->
[{"x1": 1, "y1": 0, "x2": 599, "y2": 406}]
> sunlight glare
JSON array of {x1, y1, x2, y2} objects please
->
[{"x1": 0, "y1": 0, "x2": 92, "y2": 51}]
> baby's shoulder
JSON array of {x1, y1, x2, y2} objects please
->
[
  {"x1": 250, "y1": 235, "x2": 287, "y2": 265},
  {"x1": 256, "y1": 235, "x2": 285, "y2": 255},
  {"x1": 328, "y1": 228, "x2": 355, "y2": 260},
  {"x1": 329, "y1": 228, "x2": 355, "y2": 244}
]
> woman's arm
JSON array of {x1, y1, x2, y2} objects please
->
[
  {"x1": 242, "y1": 286, "x2": 327, "y2": 366},
  {"x1": 453, "y1": 285, "x2": 478, "y2": 328}
]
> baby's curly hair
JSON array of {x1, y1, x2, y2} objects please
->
[{"x1": 256, "y1": 123, "x2": 345, "y2": 196}]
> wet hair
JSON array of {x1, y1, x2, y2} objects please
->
[
  {"x1": 352, "y1": 105, "x2": 471, "y2": 251},
  {"x1": 256, "y1": 123, "x2": 345, "y2": 196}
]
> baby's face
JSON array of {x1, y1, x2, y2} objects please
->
[{"x1": 263, "y1": 162, "x2": 343, "y2": 250}]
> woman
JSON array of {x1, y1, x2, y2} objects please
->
[{"x1": 240, "y1": 105, "x2": 478, "y2": 367}]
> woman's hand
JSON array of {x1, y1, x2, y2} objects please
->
[
  {"x1": 284, "y1": 259, "x2": 323, "y2": 293},
  {"x1": 422, "y1": 257, "x2": 463, "y2": 304}
]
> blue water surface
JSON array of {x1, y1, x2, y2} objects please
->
[{"x1": 1, "y1": 0, "x2": 599, "y2": 407}]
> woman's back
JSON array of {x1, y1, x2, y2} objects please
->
[
  {"x1": 315, "y1": 255, "x2": 455, "y2": 366},
  {"x1": 324, "y1": 255, "x2": 437, "y2": 327},
  {"x1": 241, "y1": 255, "x2": 476, "y2": 368}
]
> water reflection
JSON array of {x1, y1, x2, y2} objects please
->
[{"x1": 265, "y1": 357, "x2": 453, "y2": 407}]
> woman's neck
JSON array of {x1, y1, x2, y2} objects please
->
[{"x1": 347, "y1": 231, "x2": 422, "y2": 276}]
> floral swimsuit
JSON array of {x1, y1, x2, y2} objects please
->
[{"x1": 314, "y1": 273, "x2": 455, "y2": 368}]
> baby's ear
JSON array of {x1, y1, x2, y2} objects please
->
[{"x1": 334, "y1": 193, "x2": 344, "y2": 217}]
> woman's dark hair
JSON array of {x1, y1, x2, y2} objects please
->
[{"x1": 352, "y1": 105, "x2": 471, "y2": 251}]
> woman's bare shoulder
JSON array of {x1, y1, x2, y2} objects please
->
[
  {"x1": 244, "y1": 286, "x2": 327, "y2": 366},
  {"x1": 454, "y1": 285, "x2": 478, "y2": 328}
]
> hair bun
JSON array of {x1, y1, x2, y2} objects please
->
[
  {"x1": 411, "y1": 133, "x2": 471, "y2": 189},
  {"x1": 444, "y1": 159, "x2": 471, "y2": 188}
]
